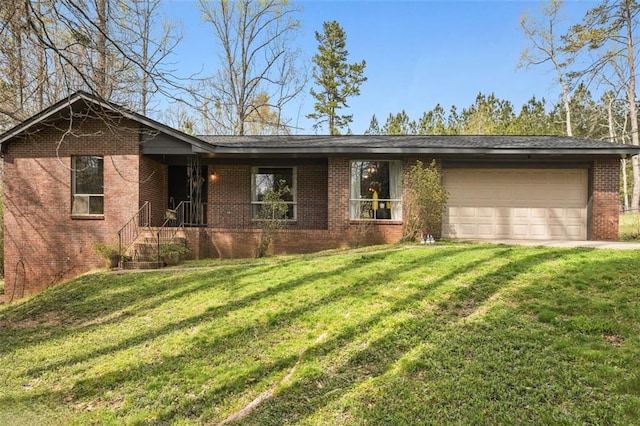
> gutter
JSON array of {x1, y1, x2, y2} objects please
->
[{"x1": 198, "y1": 146, "x2": 640, "y2": 156}]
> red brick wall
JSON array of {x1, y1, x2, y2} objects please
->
[
  {"x1": 328, "y1": 158, "x2": 350, "y2": 232},
  {"x1": 3, "y1": 117, "x2": 141, "y2": 301},
  {"x1": 591, "y1": 159, "x2": 620, "y2": 240},
  {"x1": 140, "y1": 156, "x2": 167, "y2": 226},
  {"x1": 208, "y1": 162, "x2": 329, "y2": 230},
  {"x1": 200, "y1": 158, "x2": 402, "y2": 258},
  {"x1": 297, "y1": 163, "x2": 328, "y2": 229},
  {"x1": 208, "y1": 164, "x2": 251, "y2": 228},
  {"x1": 204, "y1": 226, "x2": 404, "y2": 258},
  {"x1": 204, "y1": 157, "x2": 403, "y2": 258}
]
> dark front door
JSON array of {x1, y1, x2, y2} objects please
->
[{"x1": 168, "y1": 165, "x2": 208, "y2": 225}]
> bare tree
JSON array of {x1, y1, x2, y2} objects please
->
[
  {"x1": 116, "y1": 0, "x2": 182, "y2": 115},
  {"x1": 0, "y1": 0, "x2": 183, "y2": 129},
  {"x1": 519, "y1": 0, "x2": 574, "y2": 136},
  {"x1": 563, "y1": 0, "x2": 640, "y2": 209},
  {"x1": 198, "y1": 0, "x2": 306, "y2": 135},
  {"x1": 0, "y1": 1, "x2": 49, "y2": 126}
]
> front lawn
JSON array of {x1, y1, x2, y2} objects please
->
[
  {"x1": 1, "y1": 243, "x2": 639, "y2": 424},
  {"x1": 620, "y1": 212, "x2": 640, "y2": 240}
]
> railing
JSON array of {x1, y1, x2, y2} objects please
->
[
  {"x1": 176, "y1": 201, "x2": 207, "y2": 226},
  {"x1": 155, "y1": 201, "x2": 194, "y2": 266},
  {"x1": 118, "y1": 201, "x2": 151, "y2": 259}
]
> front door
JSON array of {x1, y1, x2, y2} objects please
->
[{"x1": 168, "y1": 165, "x2": 208, "y2": 225}]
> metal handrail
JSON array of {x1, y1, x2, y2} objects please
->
[
  {"x1": 177, "y1": 200, "x2": 207, "y2": 226},
  {"x1": 118, "y1": 201, "x2": 151, "y2": 262},
  {"x1": 156, "y1": 201, "x2": 188, "y2": 266}
]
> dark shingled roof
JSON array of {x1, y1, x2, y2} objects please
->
[
  {"x1": 197, "y1": 135, "x2": 640, "y2": 155},
  {"x1": 1, "y1": 91, "x2": 638, "y2": 158}
]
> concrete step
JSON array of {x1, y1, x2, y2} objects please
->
[
  {"x1": 134, "y1": 247, "x2": 158, "y2": 262},
  {"x1": 122, "y1": 261, "x2": 164, "y2": 270},
  {"x1": 124, "y1": 228, "x2": 188, "y2": 261}
]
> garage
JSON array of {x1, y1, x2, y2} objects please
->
[{"x1": 442, "y1": 168, "x2": 588, "y2": 240}]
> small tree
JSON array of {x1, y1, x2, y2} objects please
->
[
  {"x1": 307, "y1": 20, "x2": 367, "y2": 135},
  {"x1": 255, "y1": 179, "x2": 290, "y2": 257},
  {"x1": 403, "y1": 160, "x2": 449, "y2": 242}
]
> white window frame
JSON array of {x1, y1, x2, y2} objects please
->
[
  {"x1": 349, "y1": 160, "x2": 402, "y2": 220},
  {"x1": 251, "y1": 166, "x2": 297, "y2": 220},
  {"x1": 72, "y1": 156, "x2": 104, "y2": 215}
]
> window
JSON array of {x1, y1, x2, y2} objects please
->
[
  {"x1": 350, "y1": 160, "x2": 402, "y2": 220},
  {"x1": 72, "y1": 156, "x2": 104, "y2": 215},
  {"x1": 251, "y1": 167, "x2": 296, "y2": 220}
]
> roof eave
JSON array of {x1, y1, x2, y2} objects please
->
[
  {"x1": 0, "y1": 91, "x2": 216, "y2": 154},
  {"x1": 205, "y1": 146, "x2": 640, "y2": 156},
  {"x1": 0, "y1": 94, "x2": 86, "y2": 150}
]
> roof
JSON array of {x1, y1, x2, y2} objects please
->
[
  {"x1": 1, "y1": 91, "x2": 638, "y2": 157},
  {"x1": 198, "y1": 134, "x2": 640, "y2": 156},
  {"x1": 0, "y1": 91, "x2": 215, "y2": 154}
]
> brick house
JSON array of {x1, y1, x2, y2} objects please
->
[{"x1": 1, "y1": 91, "x2": 638, "y2": 301}]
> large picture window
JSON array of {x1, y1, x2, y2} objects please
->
[
  {"x1": 350, "y1": 160, "x2": 402, "y2": 220},
  {"x1": 251, "y1": 167, "x2": 296, "y2": 220},
  {"x1": 72, "y1": 156, "x2": 104, "y2": 215}
]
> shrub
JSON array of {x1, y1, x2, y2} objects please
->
[
  {"x1": 255, "y1": 180, "x2": 290, "y2": 257},
  {"x1": 92, "y1": 242, "x2": 120, "y2": 268},
  {"x1": 160, "y1": 243, "x2": 190, "y2": 265},
  {"x1": 403, "y1": 160, "x2": 449, "y2": 242}
]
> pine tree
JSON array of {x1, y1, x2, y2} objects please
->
[
  {"x1": 365, "y1": 114, "x2": 381, "y2": 135},
  {"x1": 307, "y1": 21, "x2": 367, "y2": 135}
]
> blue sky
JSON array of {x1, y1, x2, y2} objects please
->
[{"x1": 165, "y1": 0, "x2": 597, "y2": 134}]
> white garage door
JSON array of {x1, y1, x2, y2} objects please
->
[{"x1": 442, "y1": 169, "x2": 588, "y2": 240}]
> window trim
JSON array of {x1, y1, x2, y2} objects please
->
[
  {"x1": 251, "y1": 166, "x2": 297, "y2": 221},
  {"x1": 71, "y1": 155, "x2": 104, "y2": 216},
  {"x1": 349, "y1": 159, "x2": 402, "y2": 221}
]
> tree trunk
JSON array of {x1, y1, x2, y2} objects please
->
[
  {"x1": 624, "y1": 4, "x2": 640, "y2": 210},
  {"x1": 561, "y1": 82, "x2": 573, "y2": 136},
  {"x1": 140, "y1": 1, "x2": 150, "y2": 116},
  {"x1": 95, "y1": 0, "x2": 108, "y2": 98},
  {"x1": 608, "y1": 96, "x2": 629, "y2": 210},
  {"x1": 622, "y1": 158, "x2": 630, "y2": 211}
]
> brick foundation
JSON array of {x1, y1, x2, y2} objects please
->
[{"x1": 182, "y1": 224, "x2": 404, "y2": 259}]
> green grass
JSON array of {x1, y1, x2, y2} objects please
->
[
  {"x1": 1, "y1": 243, "x2": 640, "y2": 424},
  {"x1": 620, "y1": 213, "x2": 640, "y2": 241}
]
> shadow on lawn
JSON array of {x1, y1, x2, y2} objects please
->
[
  {"x1": 1, "y1": 245, "x2": 390, "y2": 341},
  {"x1": 0, "y1": 247, "x2": 369, "y2": 353},
  {"x1": 0, "y1": 244, "x2": 485, "y2": 418},
  {"x1": 8, "y1": 245, "x2": 465, "y2": 380},
  {"x1": 0, "y1": 262, "x2": 282, "y2": 354},
  {"x1": 229, "y1": 247, "x2": 590, "y2": 424},
  {"x1": 348, "y1": 253, "x2": 640, "y2": 425},
  {"x1": 6, "y1": 245, "x2": 635, "y2": 424},
  {"x1": 150, "y1": 245, "x2": 516, "y2": 423}
]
